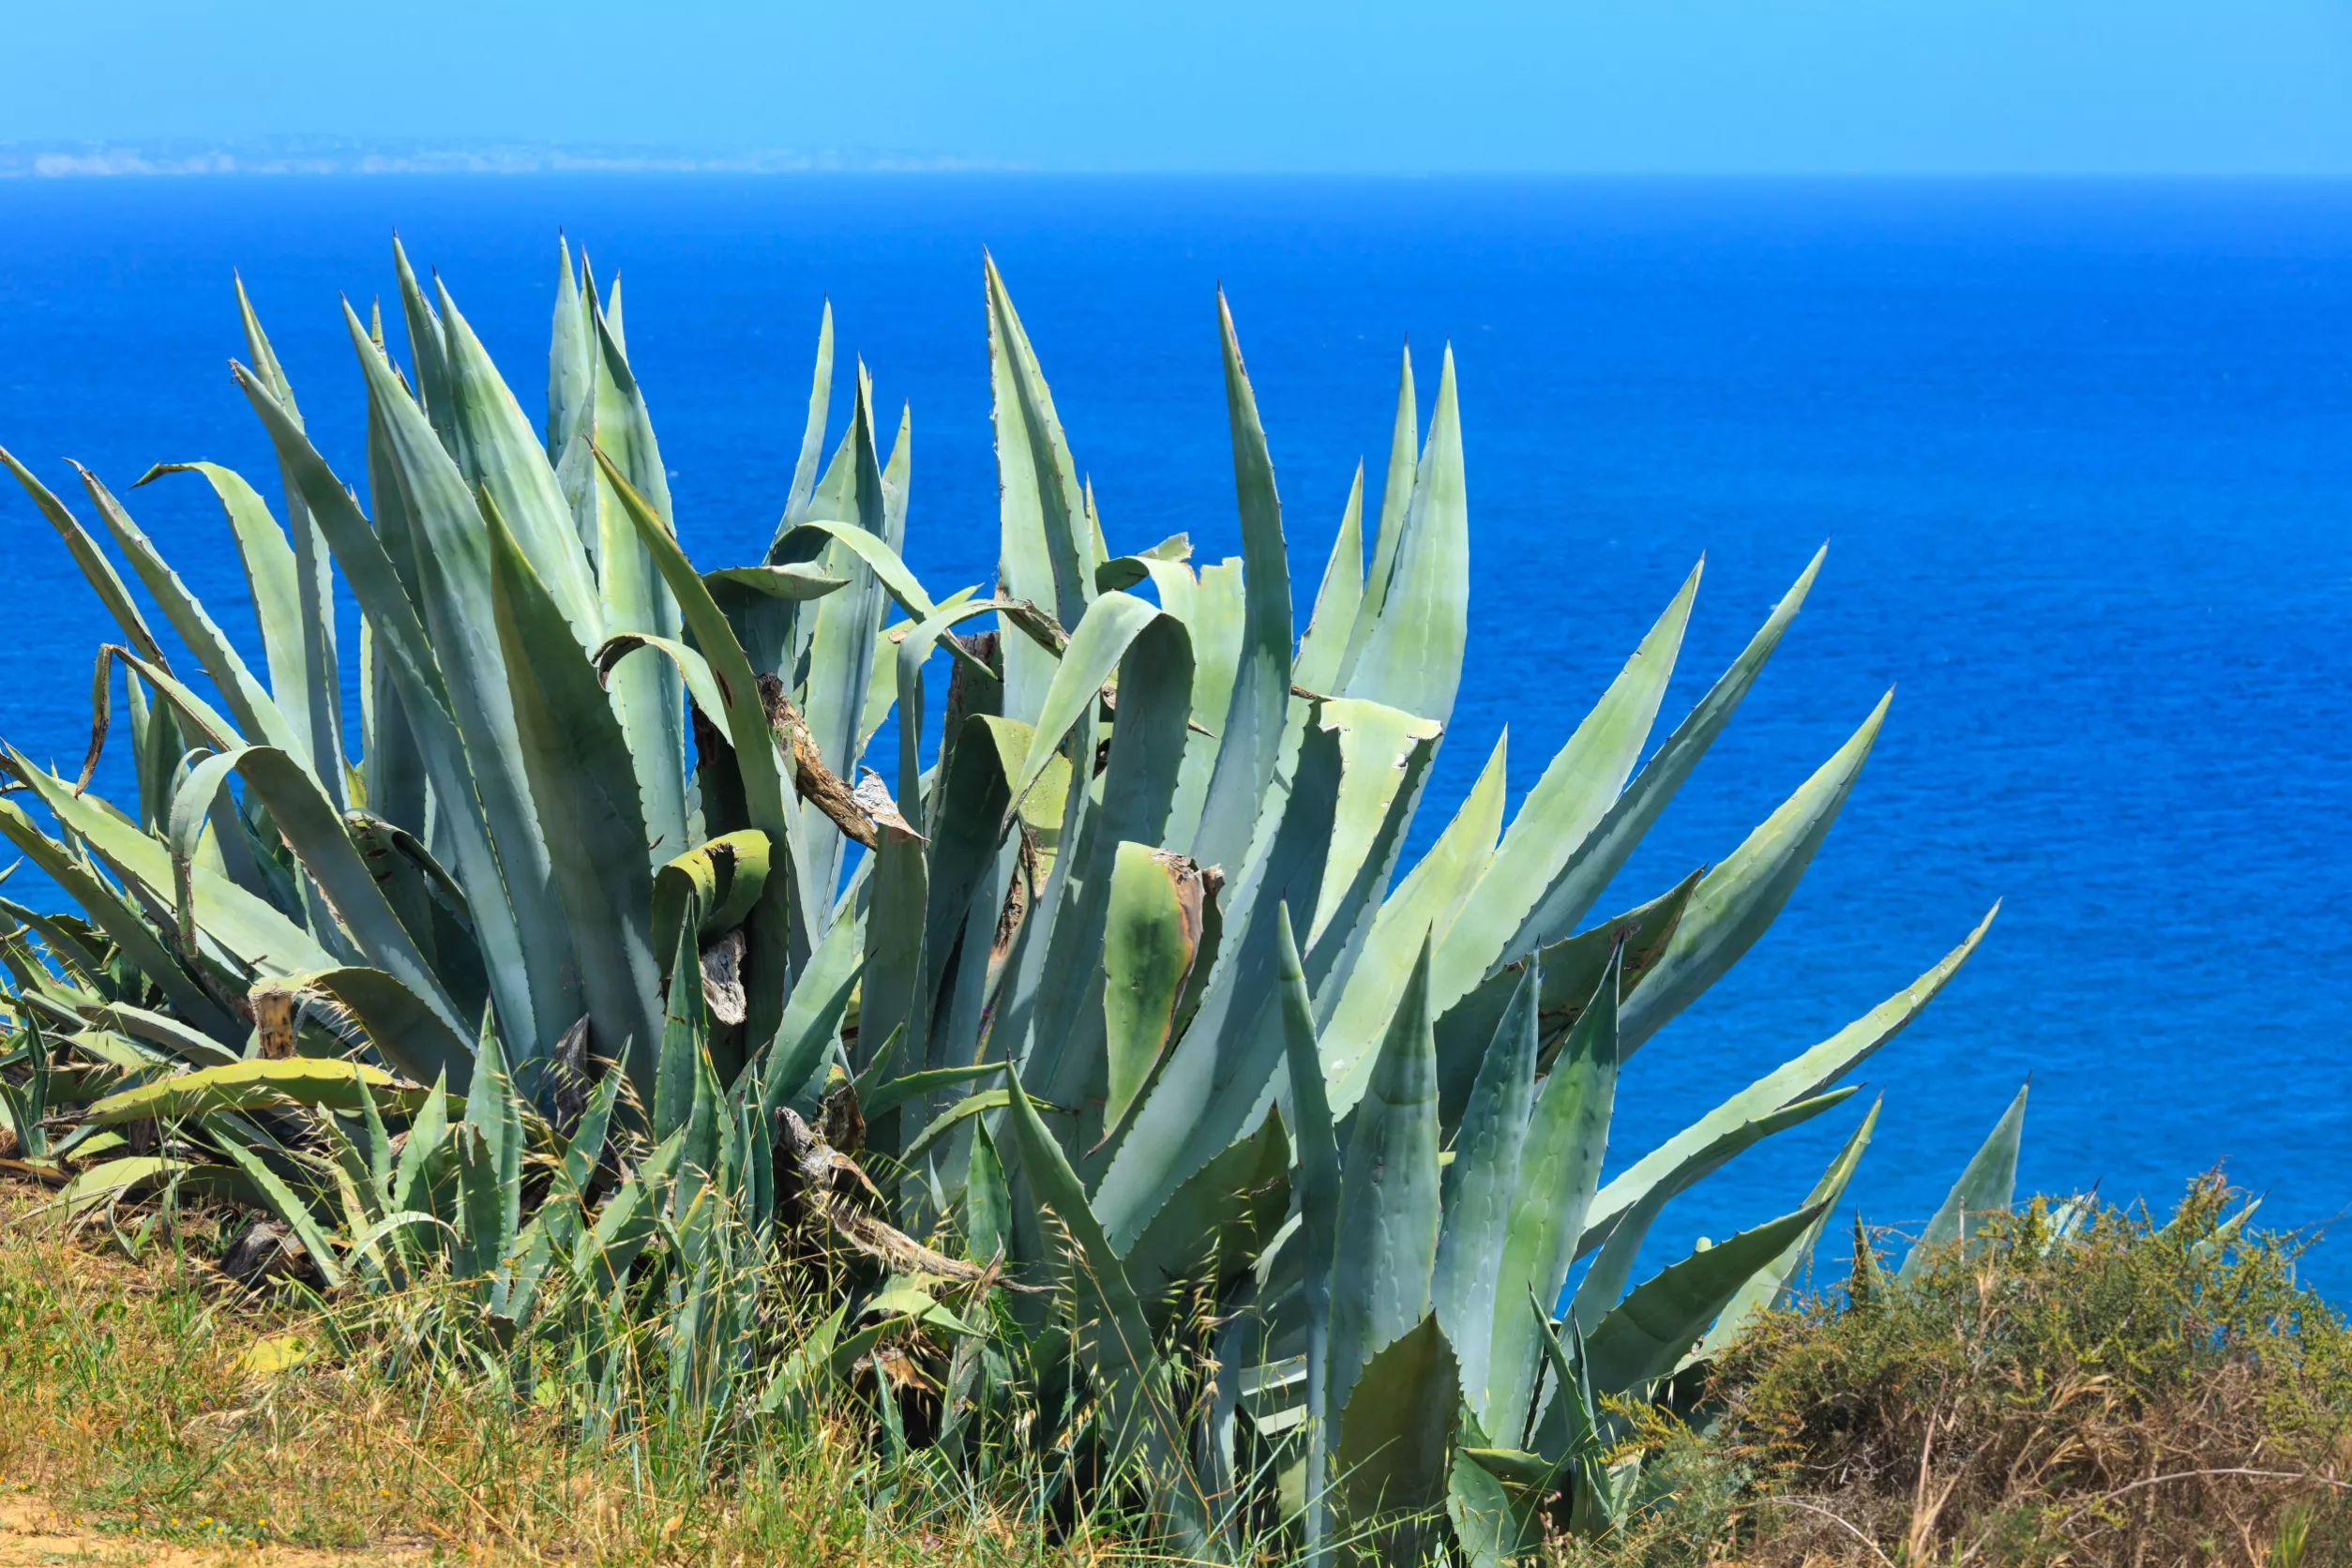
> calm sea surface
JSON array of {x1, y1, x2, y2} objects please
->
[{"x1": 2, "y1": 176, "x2": 2346, "y2": 1286}]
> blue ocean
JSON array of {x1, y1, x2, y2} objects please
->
[{"x1": 2, "y1": 177, "x2": 2346, "y2": 1285}]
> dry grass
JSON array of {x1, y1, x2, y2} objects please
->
[
  {"x1": 0, "y1": 1492, "x2": 429, "y2": 1567},
  {"x1": 0, "y1": 1184, "x2": 1161, "y2": 1567}
]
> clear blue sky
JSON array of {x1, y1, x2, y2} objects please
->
[{"x1": 8, "y1": 0, "x2": 2352, "y2": 174}]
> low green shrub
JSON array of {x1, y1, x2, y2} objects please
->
[{"x1": 1556, "y1": 1178, "x2": 2352, "y2": 1568}]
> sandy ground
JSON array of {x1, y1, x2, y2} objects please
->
[{"x1": 0, "y1": 1499, "x2": 430, "y2": 1567}]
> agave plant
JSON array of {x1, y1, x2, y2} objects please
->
[
  {"x1": 822, "y1": 276, "x2": 1996, "y2": 1561},
  {"x1": 0, "y1": 239, "x2": 1998, "y2": 1562},
  {"x1": 0, "y1": 241, "x2": 894, "y2": 1399}
]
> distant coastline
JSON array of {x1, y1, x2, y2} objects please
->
[{"x1": 0, "y1": 138, "x2": 1013, "y2": 177}]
